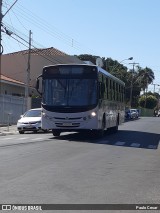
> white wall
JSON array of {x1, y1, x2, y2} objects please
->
[{"x1": 0, "y1": 95, "x2": 31, "y2": 125}]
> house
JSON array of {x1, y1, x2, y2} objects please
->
[
  {"x1": 0, "y1": 47, "x2": 84, "y2": 124},
  {"x1": 0, "y1": 74, "x2": 25, "y2": 96},
  {"x1": 1, "y1": 47, "x2": 84, "y2": 94}
]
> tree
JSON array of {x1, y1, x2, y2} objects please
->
[
  {"x1": 76, "y1": 54, "x2": 98, "y2": 64},
  {"x1": 125, "y1": 66, "x2": 155, "y2": 107},
  {"x1": 138, "y1": 95, "x2": 158, "y2": 109},
  {"x1": 137, "y1": 67, "x2": 155, "y2": 92},
  {"x1": 105, "y1": 58, "x2": 128, "y2": 81},
  {"x1": 76, "y1": 54, "x2": 155, "y2": 107},
  {"x1": 125, "y1": 66, "x2": 142, "y2": 107},
  {"x1": 75, "y1": 54, "x2": 106, "y2": 69}
]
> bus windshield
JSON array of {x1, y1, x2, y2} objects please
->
[{"x1": 43, "y1": 78, "x2": 97, "y2": 107}]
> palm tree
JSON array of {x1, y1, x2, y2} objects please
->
[
  {"x1": 137, "y1": 67, "x2": 155, "y2": 92},
  {"x1": 124, "y1": 66, "x2": 155, "y2": 107},
  {"x1": 136, "y1": 67, "x2": 155, "y2": 108}
]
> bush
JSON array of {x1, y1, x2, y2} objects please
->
[{"x1": 138, "y1": 95, "x2": 158, "y2": 109}]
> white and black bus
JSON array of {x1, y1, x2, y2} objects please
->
[{"x1": 36, "y1": 64, "x2": 125, "y2": 137}]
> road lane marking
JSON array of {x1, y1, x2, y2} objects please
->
[
  {"x1": 31, "y1": 138, "x2": 43, "y2": 141},
  {"x1": 0, "y1": 137, "x2": 12, "y2": 140},
  {"x1": 17, "y1": 137, "x2": 29, "y2": 140}
]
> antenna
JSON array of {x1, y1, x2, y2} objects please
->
[{"x1": 96, "y1": 58, "x2": 103, "y2": 67}]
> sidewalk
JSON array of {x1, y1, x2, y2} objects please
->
[{"x1": 0, "y1": 125, "x2": 18, "y2": 136}]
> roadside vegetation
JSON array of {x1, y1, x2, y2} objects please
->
[{"x1": 76, "y1": 54, "x2": 159, "y2": 111}]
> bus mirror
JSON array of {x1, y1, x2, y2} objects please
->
[
  {"x1": 36, "y1": 79, "x2": 39, "y2": 90},
  {"x1": 35, "y1": 77, "x2": 42, "y2": 96}
]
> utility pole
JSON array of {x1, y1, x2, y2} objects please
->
[
  {"x1": 0, "y1": 0, "x2": 18, "y2": 95},
  {"x1": 0, "y1": 0, "x2": 3, "y2": 95},
  {"x1": 152, "y1": 83, "x2": 160, "y2": 93},
  {"x1": 25, "y1": 30, "x2": 32, "y2": 110},
  {"x1": 129, "y1": 62, "x2": 139, "y2": 107}
]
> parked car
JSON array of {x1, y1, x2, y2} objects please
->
[
  {"x1": 125, "y1": 109, "x2": 138, "y2": 120},
  {"x1": 130, "y1": 109, "x2": 139, "y2": 118},
  {"x1": 17, "y1": 108, "x2": 47, "y2": 134},
  {"x1": 157, "y1": 110, "x2": 160, "y2": 117}
]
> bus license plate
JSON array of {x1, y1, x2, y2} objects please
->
[{"x1": 63, "y1": 123, "x2": 72, "y2": 126}]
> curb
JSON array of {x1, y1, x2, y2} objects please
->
[
  {"x1": 0, "y1": 133, "x2": 6, "y2": 136},
  {"x1": 0, "y1": 131, "x2": 18, "y2": 136}
]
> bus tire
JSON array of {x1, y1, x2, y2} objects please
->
[
  {"x1": 52, "y1": 130, "x2": 61, "y2": 137},
  {"x1": 112, "y1": 125, "x2": 118, "y2": 133},
  {"x1": 93, "y1": 117, "x2": 105, "y2": 138},
  {"x1": 111, "y1": 118, "x2": 119, "y2": 133}
]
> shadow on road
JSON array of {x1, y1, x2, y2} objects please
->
[{"x1": 51, "y1": 130, "x2": 160, "y2": 150}]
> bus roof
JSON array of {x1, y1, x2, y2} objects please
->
[
  {"x1": 43, "y1": 64, "x2": 125, "y2": 86},
  {"x1": 97, "y1": 66, "x2": 125, "y2": 86}
]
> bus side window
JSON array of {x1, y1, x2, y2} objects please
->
[
  {"x1": 118, "y1": 85, "x2": 121, "y2": 101},
  {"x1": 113, "y1": 81, "x2": 115, "y2": 100},
  {"x1": 110, "y1": 79, "x2": 112, "y2": 101},
  {"x1": 106, "y1": 78, "x2": 109, "y2": 99},
  {"x1": 101, "y1": 75, "x2": 105, "y2": 99},
  {"x1": 121, "y1": 86, "x2": 124, "y2": 102},
  {"x1": 115, "y1": 83, "x2": 118, "y2": 101},
  {"x1": 123, "y1": 87, "x2": 126, "y2": 102}
]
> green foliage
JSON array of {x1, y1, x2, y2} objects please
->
[
  {"x1": 75, "y1": 54, "x2": 106, "y2": 69},
  {"x1": 76, "y1": 54, "x2": 156, "y2": 107},
  {"x1": 137, "y1": 67, "x2": 155, "y2": 90},
  {"x1": 138, "y1": 95, "x2": 158, "y2": 109}
]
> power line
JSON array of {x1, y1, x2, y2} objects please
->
[
  {"x1": 2, "y1": 22, "x2": 68, "y2": 64},
  {"x1": 3, "y1": 1, "x2": 94, "y2": 54},
  {"x1": 3, "y1": 0, "x2": 18, "y2": 17}
]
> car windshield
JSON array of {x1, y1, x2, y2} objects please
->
[{"x1": 23, "y1": 109, "x2": 41, "y2": 117}]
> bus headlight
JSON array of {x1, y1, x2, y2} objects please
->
[
  {"x1": 83, "y1": 112, "x2": 97, "y2": 120},
  {"x1": 42, "y1": 112, "x2": 46, "y2": 116},
  {"x1": 91, "y1": 112, "x2": 96, "y2": 117}
]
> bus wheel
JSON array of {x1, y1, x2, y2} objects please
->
[
  {"x1": 111, "y1": 119, "x2": 119, "y2": 133},
  {"x1": 52, "y1": 130, "x2": 60, "y2": 137},
  {"x1": 94, "y1": 118, "x2": 105, "y2": 138},
  {"x1": 112, "y1": 125, "x2": 118, "y2": 133}
]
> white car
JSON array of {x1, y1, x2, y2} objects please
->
[{"x1": 17, "y1": 108, "x2": 47, "y2": 134}]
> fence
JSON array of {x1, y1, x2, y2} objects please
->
[
  {"x1": 140, "y1": 108, "x2": 154, "y2": 117},
  {"x1": 0, "y1": 95, "x2": 27, "y2": 125},
  {"x1": 0, "y1": 95, "x2": 42, "y2": 125}
]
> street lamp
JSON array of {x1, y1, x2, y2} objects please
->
[
  {"x1": 111, "y1": 57, "x2": 133, "y2": 72},
  {"x1": 119, "y1": 57, "x2": 133, "y2": 64}
]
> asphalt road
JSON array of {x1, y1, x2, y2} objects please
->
[{"x1": 0, "y1": 117, "x2": 160, "y2": 212}]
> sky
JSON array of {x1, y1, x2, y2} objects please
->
[{"x1": 2, "y1": 0, "x2": 160, "y2": 92}]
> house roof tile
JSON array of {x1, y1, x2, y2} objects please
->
[
  {"x1": 5, "y1": 47, "x2": 67, "y2": 56},
  {"x1": 0, "y1": 74, "x2": 24, "y2": 85}
]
